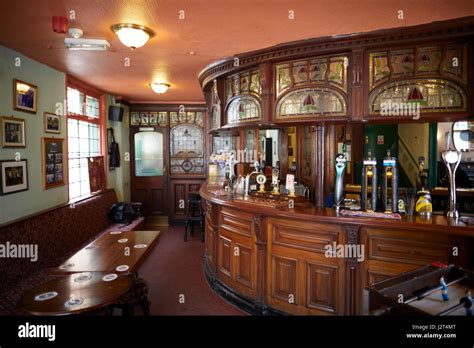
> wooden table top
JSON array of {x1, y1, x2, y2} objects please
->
[
  {"x1": 20, "y1": 272, "x2": 131, "y2": 316},
  {"x1": 52, "y1": 230, "x2": 161, "y2": 275}
]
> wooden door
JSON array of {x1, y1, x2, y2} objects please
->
[{"x1": 130, "y1": 127, "x2": 169, "y2": 217}]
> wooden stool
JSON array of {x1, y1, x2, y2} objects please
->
[{"x1": 184, "y1": 192, "x2": 204, "y2": 242}]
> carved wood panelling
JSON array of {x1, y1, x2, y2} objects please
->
[{"x1": 306, "y1": 262, "x2": 337, "y2": 313}]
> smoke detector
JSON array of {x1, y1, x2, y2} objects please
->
[{"x1": 68, "y1": 28, "x2": 83, "y2": 39}]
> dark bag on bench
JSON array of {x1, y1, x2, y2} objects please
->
[{"x1": 108, "y1": 203, "x2": 138, "y2": 224}]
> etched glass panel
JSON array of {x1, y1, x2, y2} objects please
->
[
  {"x1": 277, "y1": 88, "x2": 346, "y2": 117},
  {"x1": 213, "y1": 135, "x2": 236, "y2": 153},
  {"x1": 390, "y1": 49, "x2": 414, "y2": 77},
  {"x1": 211, "y1": 105, "x2": 220, "y2": 129},
  {"x1": 369, "y1": 52, "x2": 390, "y2": 89},
  {"x1": 170, "y1": 124, "x2": 204, "y2": 174},
  {"x1": 370, "y1": 79, "x2": 467, "y2": 114},
  {"x1": 417, "y1": 46, "x2": 442, "y2": 74},
  {"x1": 227, "y1": 96, "x2": 261, "y2": 123},
  {"x1": 134, "y1": 131, "x2": 163, "y2": 176}
]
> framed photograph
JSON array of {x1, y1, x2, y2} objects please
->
[
  {"x1": 42, "y1": 137, "x2": 66, "y2": 190},
  {"x1": 14, "y1": 79, "x2": 37, "y2": 114},
  {"x1": 1, "y1": 117, "x2": 26, "y2": 147},
  {"x1": 0, "y1": 159, "x2": 28, "y2": 195},
  {"x1": 130, "y1": 112, "x2": 140, "y2": 126},
  {"x1": 44, "y1": 112, "x2": 61, "y2": 134},
  {"x1": 149, "y1": 112, "x2": 158, "y2": 125},
  {"x1": 140, "y1": 112, "x2": 149, "y2": 125}
]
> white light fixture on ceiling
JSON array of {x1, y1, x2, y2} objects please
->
[
  {"x1": 64, "y1": 27, "x2": 110, "y2": 51},
  {"x1": 112, "y1": 23, "x2": 155, "y2": 50},
  {"x1": 150, "y1": 83, "x2": 171, "y2": 94}
]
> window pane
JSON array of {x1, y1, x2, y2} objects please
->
[
  {"x1": 86, "y1": 96, "x2": 99, "y2": 118},
  {"x1": 67, "y1": 87, "x2": 84, "y2": 115}
]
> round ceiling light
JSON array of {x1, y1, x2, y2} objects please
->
[
  {"x1": 150, "y1": 83, "x2": 171, "y2": 94},
  {"x1": 111, "y1": 23, "x2": 155, "y2": 50}
]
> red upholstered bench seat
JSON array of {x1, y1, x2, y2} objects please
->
[{"x1": 0, "y1": 189, "x2": 145, "y2": 315}]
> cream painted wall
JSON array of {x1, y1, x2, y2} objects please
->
[{"x1": 0, "y1": 46, "x2": 67, "y2": 225}]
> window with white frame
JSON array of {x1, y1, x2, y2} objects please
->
[{"x1": 66, "y1": 86, "x2": 102, "y2": 200}]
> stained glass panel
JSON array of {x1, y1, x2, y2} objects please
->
[
  {"x1": 328, "y1": 56, "x2": 348, "y2": 91},
  {"x1": 417, "y1": 46, "x2": 441, "y2": 74},
  {"x1": 369, "y1": 52, "x2": 390, "y2": 89},
  {"x1": 370, "y1": 79, "x2": 467, "y2": 114},
  {"x1": 390, "y1": 49, "x2": 414, "y2": 77},
  {"x1": 250, "y1": 71, "x2": 260, "y2": 94},
  {"x1": 276, "y1": 63, "x2": 291, "y2": 97},
  {"x1": 310, "y1": 58, "x2": 327, "y2": 82},
  {"x1": 441, "y1": 46, "x2": 466, "y2": 82},
  {"x1": 226, "y1": 79, "x2": 233, "y2": 102},
  {"x1": 292, "y1": 61, "x2": 308, "y2": 85},
  {"x1": 227, "y1": 96, "x2": 261, "y2": 123},
  {"x1": 211, "y1": 105, "x2": 221, "y2": 129},
  {"x1": 240, "y1": 73, "x2": 249, "y2": 93},
  {"x1": 276, "y1": 88, "x2": 346, "y2": 118}
]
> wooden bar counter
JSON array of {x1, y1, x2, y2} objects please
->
[{"x1": 200, "y1": 181, "x2": 474, "y2": 315}]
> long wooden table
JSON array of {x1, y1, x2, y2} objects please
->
[
  {"x1": 52, "y1": 230, "x2": 161, "y2": 275},
  {"x1": 20, "y1": 272, "x2": 131, "y2": 316}
]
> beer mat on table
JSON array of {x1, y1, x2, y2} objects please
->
[{"x1": 339, "y1": 210, "x2": 402, "y2": 220}]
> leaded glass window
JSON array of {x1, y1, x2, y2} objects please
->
[
  {"x1": 369, "y1": 52, "x2": 390, "y2": 89},
  {"x1": 417, "y1": 46, "x2": 442, "y2": 74},
  {"x1": 170, "y1": 124, "x2": 204, "y2": 174},
  {"x1": 369, "y1": 79, "x2": 467, "y2": 114},
  {"x1": 390, "y1": 49, "x2": 414, "y2": 77},
  {"x1": 276, "y1": 88, "x2": 346, "y2": 118},
  {"x1": 227, "y1": 96, "x2": 261, "y2": 123}
]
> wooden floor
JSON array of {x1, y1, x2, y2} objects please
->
[{"x1": 137, "y1": 224, "x2": 245, "y2": 315}]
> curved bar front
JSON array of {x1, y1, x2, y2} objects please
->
[{"x1": 200, "y1": 181, "x2": 474, "y2": 315}]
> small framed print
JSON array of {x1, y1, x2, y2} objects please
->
[
  {"x1": 149, "y1": 112, "x2": 158, "y2": 125},
  {"x1": 14, "y1": 79, "x2": 38, "y2": 114},
  {"x1": 42, "y1": 137, "x2": 66, "y2": 190},
  {"x1": 140, "y1": 112, "x2": 149, "y2": 125},
  {"x1": 0, "y1": 159, "x2": 28, "y2": 195},
  {"x1": 130, "y1": 112, "x2": 140, "y2": 126},
  {"x1": 1, "y1": 117, "x2": 26, "y2": 148},
  {"x1": 44, "y1": 112, "x2": 61, "y2": 134}
]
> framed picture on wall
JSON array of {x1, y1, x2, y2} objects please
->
[
  {"x1": 13, "y1": 79, "x2": 38, "y2": 114},
  {"x1": 140, "y1": 112, "x2": 149, "y2": 125},
  {"x1": 130, "y1": 112, "x2": 140, "y2": 126},
  {"x1": 0, "y1": 159, "x2": 28, "y2": 195},
  {"x1": 1, "y1": 117, "x2": 26, "y2": 147},
  {"x1": 42, "y1": 137, "x2": 66, "y2": 190},
  {"x1": 44, "y1": 112, "x2": 61, "y2": 134},
  {"x1": 149, "y1": 112, "x2": 158, "y2": 125}
]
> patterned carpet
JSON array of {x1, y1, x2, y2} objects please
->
[{"x1": 137, "y1": 225, "x2": 245, "y2": 315}]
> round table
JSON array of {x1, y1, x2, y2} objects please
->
[{"x1": 20, "y1": 272, "x2": 132, "y2": 316}]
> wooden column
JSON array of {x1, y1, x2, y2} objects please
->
[{"x1": 314, "y1": 125, "x2": 325, "y2": 206}]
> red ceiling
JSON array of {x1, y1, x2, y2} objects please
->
[{"x1": 0, "y1": 0, "x2": 473, "y2": 103}]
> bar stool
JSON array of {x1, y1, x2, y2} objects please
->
[
  {"x1": 184, "y1": 192, "x2": 204, "y2": 242},
  {"x1": 107, "y1": 276, "x2": 150, "y2": 316}
]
